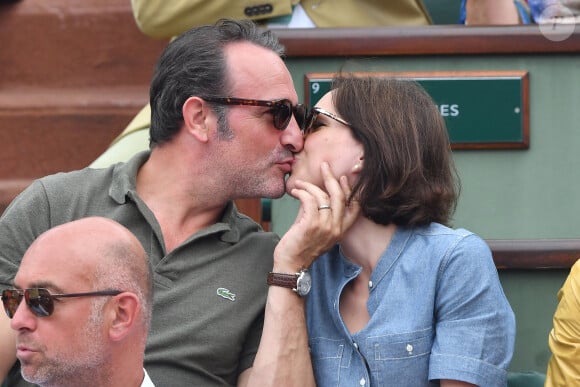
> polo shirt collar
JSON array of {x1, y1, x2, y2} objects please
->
[
  {"x1": 108, "y1": 151, "x2": 242, "y2": 243},
  {"x1": 109, "y1": 150, "x2": 150, "y2": 204}
]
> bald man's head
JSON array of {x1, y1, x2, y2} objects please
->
[
  {"x1": 11, "y1": 217, "x2": 153, "y2": 387},
  {"x1": 27, "y1": 217, "x2": 152, "y2": 325}
]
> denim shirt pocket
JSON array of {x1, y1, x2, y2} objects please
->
[
  {"x1": 366, "y1": 328, "x2": 433, "y2": 386},
  {"x1": 309, "y1": 337, "x2": 348, "y2": 386}
]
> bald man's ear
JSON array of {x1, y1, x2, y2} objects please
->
[
  {"x1": 108, "y1": 292, "x2": 140, "y2": 342},
  {"x1": 182, "y1": 96, "x2": 211, "y2": 143}
]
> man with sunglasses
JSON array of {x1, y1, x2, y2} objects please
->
[
  {"x1": 0, "y1": 18, "x2": 349, "y2": 387},
  {"x1": 2, "y1": 217, "x2": 154, "y2": 387},
  {"x1": 90, "y1": 1, "x2": 432, "y2": 169}
]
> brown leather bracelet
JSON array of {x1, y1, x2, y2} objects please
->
[
  {"x1": 267, "y1": 269, "x2": 312, "y2": 296},
  {"x1": 267, "y1": 272, "x2": 298, "y2": 289}
]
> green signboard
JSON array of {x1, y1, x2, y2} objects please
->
[{"x1": 305, "y1": 72, "x2": 529, "y2": 150}]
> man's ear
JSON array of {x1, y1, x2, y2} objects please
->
[
  {"x1": 108, "y1": 292, "x2": 140, "y2": 342},
  {"x1": 182, "y1": 96, "x2": 211, "y2": 143}
]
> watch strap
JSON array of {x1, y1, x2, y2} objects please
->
[{"x1": 267, "y1": 272, "x2": 298, "y2": 289}]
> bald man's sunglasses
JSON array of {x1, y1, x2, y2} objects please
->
[
  {"x1": 2, "y1": 288, "x2": 122, "y2": 319},
  {"x1": 203, "y1": 97, "x2": 307, "y2": 131}
]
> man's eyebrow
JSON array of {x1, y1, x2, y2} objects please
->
[
  {"x1": 36, "y1": 282, "x2": 65, "y2": 293},
  {"x1": 13, "y1": 281, "x2": 64, "y2": 293}
]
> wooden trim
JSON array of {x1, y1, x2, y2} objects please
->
[
  {"x1": 276, "y1": 25, "x2": 580, "y2": 57},
  {"x1": 488, "y1": 239, "x2": 580, "y2": 270}
]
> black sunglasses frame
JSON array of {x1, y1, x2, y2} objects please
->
[
  {"x1": 2, "y1": 288, "x2": 122, "y2": 319},
  {"x1": 202, "y1": 97, "x2": 306, "y2": 131}
]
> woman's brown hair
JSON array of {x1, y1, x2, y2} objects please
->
[{"x1": 332, "y1": 75, "x2": 459, "y2": 227}]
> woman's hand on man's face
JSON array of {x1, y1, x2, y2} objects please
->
[{"x1": 273, "y1": 162, "x2": 360, "y2": 272}]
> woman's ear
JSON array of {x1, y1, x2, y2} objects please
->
[
  {"x1": 351, "y1": 155, "x2": 364, "y2": 174},
  {"x1": 108, "y1": 292, "x2": 140, "y2": 342},
  {"x1": 182, "y1": 96, "x2": 211, "y2": 143}
]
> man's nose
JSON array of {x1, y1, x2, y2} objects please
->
[
  {"x1": 10, "y1": 299, "x2": 37, "y2": 332},
  {"x1": 281, "y1": 117, "x2": 304, "y2": 153}
]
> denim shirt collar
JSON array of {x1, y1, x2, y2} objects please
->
[
  {"x1": 338, "y1": 227, "x2": 415, "y2": 314},
  {"x1": 339, "y1": 227, "x2": 414, "y2": 283}
]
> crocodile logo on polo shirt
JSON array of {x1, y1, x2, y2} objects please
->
[{"x1": 217, "y1": 287, "x2": 236, "y2": 301}]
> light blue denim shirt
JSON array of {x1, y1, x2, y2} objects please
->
[{"x1": 306, "y1": 223, "x2": 515, "y2": 387}]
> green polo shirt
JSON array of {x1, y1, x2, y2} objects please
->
[{"x1": 0, "y1": 151, "x2": 279, "y2": 386}]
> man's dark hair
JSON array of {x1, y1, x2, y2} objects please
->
[{"x1": 149, "y1": 18, "x2": 285, "y2": 146}]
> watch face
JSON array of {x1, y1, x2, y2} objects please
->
[{"x1": 296, "y1": 270, "x2": 312, "y2": 296}]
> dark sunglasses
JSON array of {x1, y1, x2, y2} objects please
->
[
  {"x1": 203, "y1": 97, "x2": 306, "y2": 131},
  {"x1": 300, "y1": 107, "x2": 351, "y2": 136},
  {"x1": 2, "y1": 288, "x2": 122, "y2": 319}
]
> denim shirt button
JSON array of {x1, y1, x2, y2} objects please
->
[
  {"x1": 406, "y1": 343, "x2": 414, "y2": 354},
  {"x1": 353, "y1": 341, "x2": 359, "y2": 349},
  {"x1": 359, "y1": 378, "x2": 366, "y2": 385}
]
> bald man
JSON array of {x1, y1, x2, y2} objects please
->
[{"x1": 1, "y1": 217, "x2": 154, "y2": 387}]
